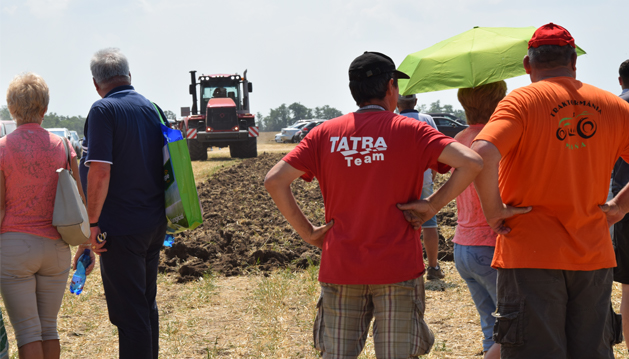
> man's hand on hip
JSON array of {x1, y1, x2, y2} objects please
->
[
  {"x1": 485, "y1": 204, "x2": 532, "y2": 235},
  {"x1": 303, "y1": 220, "x2": 335, "y2": 249},
  {"x1": 397, "y1": 200, "x2": 438, "y2": 230},
  {"x1": 601, "y1": 201, "x2": 627, "y2": 227}
]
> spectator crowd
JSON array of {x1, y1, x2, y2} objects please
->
[{"x1": 2, "y1": 22, "x2": 629, "y2": 359}]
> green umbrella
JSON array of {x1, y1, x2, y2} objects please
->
[{"x1": 398, "y1": 26, "x2": 586, "y2": 95}]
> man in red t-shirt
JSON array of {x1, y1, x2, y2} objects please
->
[
  {"x1": 472, "y1": 24, "x2": 629, "y2": 358},
  {"x1": 265, "y1": 51, "x2": 483, "y2": 358}
]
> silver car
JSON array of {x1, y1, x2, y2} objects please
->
[
  {"x1": 275, "y1": 122, "x2": 309, "y2": 143},
  {"x1": 69, "y1": 131, "x2": 82, "y2": 158},
  {"x1": 47, "y1": 128, "x2": 80, "y2": 157}
]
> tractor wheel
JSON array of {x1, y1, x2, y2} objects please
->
[
  {"x1": 229, "y1": 138, "x2": 257, "y2": 159},
  {"x1": 188, "y1": 138, "x2": 208, "y2": 161}
]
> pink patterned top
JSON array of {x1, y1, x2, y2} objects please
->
[
  {"x1": 0, "y1": 123, "x2": 76, "y2": 239},
  {"x1": 452, "y1": 124, "x2": 497, "y2": 246}
]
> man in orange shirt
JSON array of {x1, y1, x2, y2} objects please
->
[{"x1": 472, "y1": 23, "x2": 629, "y2": 358}]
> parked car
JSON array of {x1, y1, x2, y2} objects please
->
[
  {"x1": 275, "y1": 122, "x2": 309, "y2": 143},
  {"x1": 0, "y1": 120, "x2": 17, "y2": 138},
  {"x1": 47, "y1": 128, "x2": 80, "y2": 155},
  {"x1": 432, "y1": 116, "x2": 468, "y2": 138},
  {"x1": 287, "y1": 119, "x2": 313, "y2": 128},
  {"x1": 297, "y1": 120, "x2": 326, "y2": 142},
  {"x1": 428, "y1": 113, "x2": 466, "y2": 125},
  {"x1": 69, "y1": 130, "x2": 82, "y2": 158}
]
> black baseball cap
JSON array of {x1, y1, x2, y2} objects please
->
[{"x1": 349, "y1": 51, "x2": 410, "y2": 81}]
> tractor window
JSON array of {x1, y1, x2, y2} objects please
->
[{"x1": 202, "y1": 86, "x2": 240, "y2": 110}]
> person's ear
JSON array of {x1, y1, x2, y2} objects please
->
[
  {"x1": 387, "y1": 78, "x2": 395, "y2": 94},
  {"x1": 570, "y1": 52, "x2": 577, "y2": 71},
  {"x1": 523, "y1": 55, "x2": 532, "y2": 74}
]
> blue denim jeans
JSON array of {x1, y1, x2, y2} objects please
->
[
  {"x1": 420, "y1": 184, "x2": 437, "y2": 228},
  {"x1": 453, "y1": 243, "x2": 497, "y2": 352}
]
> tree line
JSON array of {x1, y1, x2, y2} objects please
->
[
  {"x1": 2, "y1": 100, "x2": 466, "y2": 135},
  {"x1": 415, "y1": 100, "x2": 467, "y2": 122},
  {"x1": 257, "y1": 101, "x2": 466, "y2": 132},
  {"x1": 256, "y1": 103, "x2": 344, "y2": 132},
  {"x1": 1, "y1": 106, "x2": 87, "y2": 134},
  {"x1": 0, "y1": 105, "x2": 177, "y2": 136}
]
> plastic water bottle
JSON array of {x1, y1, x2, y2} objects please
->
[
  {"x1": 163, "y1": 234, "x2": 175, "y2": 247},
  {"x1": 70, "y1": 249, "x2": 92, "y2": 295}
]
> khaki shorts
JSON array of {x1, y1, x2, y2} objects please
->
[
  {"x1": 0, "y1": 232, "x2": 70, "y2": 347},
  {"x1": 313, "y1": 277, "x2": 434, "y2": 358}
]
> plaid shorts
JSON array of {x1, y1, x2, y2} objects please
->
[{"x1": 313, "y1": 277, "x2": 434, "y2": 358}]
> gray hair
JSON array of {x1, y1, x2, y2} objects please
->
[
  {"x1": 528, "y1": 45, "x2": 576, "y2": 70},
  {"x1": 397, "y1": 96, "x2": 416, "y2": 111},
  {"x1": 90, "y1": 48, "x2": 131, "y2": 85}
]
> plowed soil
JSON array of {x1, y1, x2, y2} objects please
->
[{"x1": 160, "y1": 152, "x2": 457, "y2": 282}]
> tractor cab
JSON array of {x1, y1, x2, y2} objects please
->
[{"x1": 199, "y1": 74, "x2": 243, "y2": 112}]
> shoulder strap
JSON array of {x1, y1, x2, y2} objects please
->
[
  {"x1": 151, "y1": 102, "x2": 166, "y2": 125},
  {"x1": 60, "y1": 137, "x2": 71, "y2": 172}
]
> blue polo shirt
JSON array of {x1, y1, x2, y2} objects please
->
[{"x1": 85, "y1": 85, "x2": 166, "y2": 236}]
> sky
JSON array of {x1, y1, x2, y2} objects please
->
[{"x1": 1, "y1": 0, "x2": 628, "y2": 122}]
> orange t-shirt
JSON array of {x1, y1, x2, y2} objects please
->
[{"x1": 475, "y1": 77, "x2": 629, "y2": 270}]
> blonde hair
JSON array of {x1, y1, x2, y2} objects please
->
[
  {"x1": 457, "y1": 81, "x2": 507, "y2": 125},
  {"x1": 6, "y1": 72, "x2": 49, "y2": 125}
]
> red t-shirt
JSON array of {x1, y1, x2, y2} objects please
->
[{"x1": 283, "y1": 111, "x2": 454, "y2": 284}]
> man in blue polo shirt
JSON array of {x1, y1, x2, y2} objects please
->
[
  {"x1": 397, "y1": 94, "x2": 445, "y2": 280},
  {"x1": 83, "y1": 47, "x2": 166, "y2": 359}
]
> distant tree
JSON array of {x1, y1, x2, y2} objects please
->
[
  {"x1": 288, "y1": 102, "x2": 312, "y2": 121},
  {"x1": 257, "y1": 103, "x2": 344, "y2": 131},
  {"x1": 418, "y1": 100, "x2": 467, "y2": 122},
  {"x1": 0, "y1": 107, "x2": 87, "y2": 134},
  {"x1": 263, "y1": 104, "x2": 292, "y2": 131},
  {"x1": 255, "y1": 112, "x2": 266, "y2": 131},
  {"x1": 163, "y1": 110, "x2": 177, "y2": 120},
  {"x1": 41, "y1": 112, "x2": 86, "y2": 134},
  {"x1": 0, "y1": 106, "x2": 11, "y2": 121},
  {"x1": 314, "y1": 105, "x2": 342, "y2": 120}
]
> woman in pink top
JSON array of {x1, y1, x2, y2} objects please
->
[
  {"x1": 453, "y1": 81, "x2": 506, "y2": 359},
  {"x1": 1, "y1": 73, "x2": 90, "y2": 359}
]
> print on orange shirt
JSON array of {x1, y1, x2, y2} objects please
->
[{"x1": 554, "y1": 105, "x2": 599, "y2": 150}]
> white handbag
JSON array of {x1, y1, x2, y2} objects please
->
[{"x1": 52, "y1": 138, "x2": 90, "y2": 246}]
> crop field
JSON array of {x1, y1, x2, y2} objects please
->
[{"x1": 1, "y1": 132, "x2": 627, "y2": 358}]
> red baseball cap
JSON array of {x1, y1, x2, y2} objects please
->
[{"x1": 528, "y1": 23, "x2": 575, "y2": 49}]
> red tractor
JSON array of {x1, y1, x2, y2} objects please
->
[{"x1": 179, "y1": 70, "x2": 258, "y2": 160}]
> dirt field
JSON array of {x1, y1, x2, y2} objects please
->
[
  {"x1": 1, "y1": 132, "x2": 627, "y2": 358},
  {"x1": 161, "y1": 152, "x2": 325, "y2": 282},
  {"x1": 164, "y1": 130, "x2": 457, "y2": 282},
  {"x1": 163, "y1": 151, "x2": 457, "y2": 283}
]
